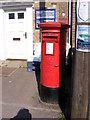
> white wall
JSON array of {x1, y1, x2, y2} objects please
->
[
  {"x1": 26, "y1": 7, "x2": 33, "y2": 62},
  {"x1": 0, "y1": 9, "x2": 6, "y2": 60}
]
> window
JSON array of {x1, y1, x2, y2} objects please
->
[
  {"x1": 18, "y1": 13, "x2": 24, "y2": 19},
  {"x1": 9, "y1": 13, "x2": 15, "y2": 19},
  {"x1": 35, "y1": 9, "x2": 56, "y2": 29}
]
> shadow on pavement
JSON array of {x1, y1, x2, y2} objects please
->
[
  {"x1": 59, "y1": 48, "x2": 74, "y2": 120},
  {"x1": 35, "y1": 70, "x2": 41, "y2": 95},
  {"x1": 10, "y1": 108, "x2": 32, "y2": 120},
  {"x1": 33, "y1": 62, "x2": 41, "y2": 95}
]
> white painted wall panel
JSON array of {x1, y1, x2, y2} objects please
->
[
  {"x1": 26, "y1": 7, "x2": 33, "y2": 61},
  {"x1": 0, "y1": 9, "x2": 6, "y2": 60}
]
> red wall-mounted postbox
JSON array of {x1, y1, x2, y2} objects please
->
[{"x1": 38, "y1": 22, "x2": 70, "y2": 103}]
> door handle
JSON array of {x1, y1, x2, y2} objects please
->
[
  {"x1": 25, "y1": 32, "x2": 27, "y2": 39},
  {"x1": 23, "y1": 32, "x2": 27, "y2": 39}
]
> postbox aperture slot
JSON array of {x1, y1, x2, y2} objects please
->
[
  {"x1": 43, "y1": 36, "x2": 57, "y2": 39},
  {"x1": 43, "y1": 36, "x2": 58, "y2": 42}
]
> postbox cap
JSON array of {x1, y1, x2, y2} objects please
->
[
  {"x1": 38, "y1": 22, "x2": 61, "y2": 28},
  {"x1": 38, "y1": 22, "x2": 70, "y2": 29}
]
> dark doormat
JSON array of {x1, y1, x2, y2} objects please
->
[{"x1": 0, "y1": 67, "x2": 17, "y2": 77}]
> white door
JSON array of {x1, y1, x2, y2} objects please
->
[{"x1": 5, "y1": 11, "x2": 27, "y2": 59}]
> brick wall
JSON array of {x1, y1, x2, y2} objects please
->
[
  {"x1": 57, "y1": 2, "x2": 68, "y2": 21},
  {"x1": 33, "y1": 1, "x2": 69, "y2": 44},
  {"x1": 33, "y1": 2, "x2": 39, "y2": 44},
  {"x1": 72, "y1": 2, "x2": 76, "y2": 48}
]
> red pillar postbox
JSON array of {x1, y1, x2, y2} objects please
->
[{"x1": 38, "y1": 22, "x2": 70, "y2": 103}]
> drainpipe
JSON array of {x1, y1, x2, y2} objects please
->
[
  {"x1": 39, "y1": 1, "x2": 45, "y2": 42},
  {"x1": 69, "y1": 0, "x2": 72, "y2": 48}
]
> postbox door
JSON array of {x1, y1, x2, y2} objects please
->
[{"x1": 41, "y1": 40, "x2": 59, "y2": 88}]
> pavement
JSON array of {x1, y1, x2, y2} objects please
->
[{"x1": 0, "y1": 60, "x2": 61, "y2": 119}]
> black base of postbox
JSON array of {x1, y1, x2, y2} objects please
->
[{"x1": 40, "y1": 84, "x2": 59, "y2": 104}]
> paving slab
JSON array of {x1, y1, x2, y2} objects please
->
[
  {"x1": 2, "y1": 67, "x2": 61, "y2": 119},
  {"x1": 2, "y1": 103, "x2": 59, "y2": 119},
  {"x1": 0, "y1": 60, "x2": 10, "y2": 67},
  {"x1": 0, "y1": 60, "x2": 27, "y2": 68},
  {"x1": 0, "y1": 61, "x2": 2, "y2": 67},
  {"x1": 0, "y1": 67, "x2": 17, "y2": 77},
  {"x1": 6, "y1": 60, "x2": 27, "y2": 68}
]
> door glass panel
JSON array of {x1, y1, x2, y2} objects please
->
[
  {"x1": 18, "y1": 13, "x2": 24, "y2": 19},
  {"x1": 9, "y1": 13, "x2": 15, "y2": 19}
]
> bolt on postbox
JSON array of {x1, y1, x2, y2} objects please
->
[{"x1": 38, "y1": 22, "x2": 70, "y2": 104}]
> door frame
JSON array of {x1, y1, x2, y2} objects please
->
[{"x1": 0, "y1": 2, "x2": 34, "y2": 61}]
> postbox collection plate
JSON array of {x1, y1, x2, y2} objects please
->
[{"x1": 46, "y1": 42, "x2": 53, "y2": 55}]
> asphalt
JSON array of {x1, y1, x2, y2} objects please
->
[{"x1": 0, "y1": 60, "x2": 61, "y2": 119}]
